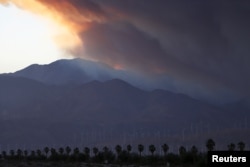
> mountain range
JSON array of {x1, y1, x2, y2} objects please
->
[
  {"x1": 0, "y1": 58, "x2": 249, "y2": 151},
  {"x1": 11, "y1": 58, "x2": 146, "y2": 88}
]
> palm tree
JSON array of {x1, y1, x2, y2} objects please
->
[
  {"x1": 65, "y1": 146, "x2": 71, "y2": 155},
  {"x1": 115, "y1": 145, "x2": 122, "y2": 155},
  {"x1": 115, "y1": 145, "x2": 122, "y2": 162},
  {"x1": 191, "y1": 145, "x2": 198, "y2": 155},
  {"x1": 191, "y1": 145, "x2": 198, "y2": 164},
  {"x1": 102, "y1": 146, "x2": 111, "y2": 163},
  {"x1": 138, "y1": 144, "x2": 144, "y2": 157},
  {"x1": 2, "y1": 151, "x2": 7, "y2": 159},
  {"x1": 36, "y1": 149, "x2": 42, "y2": 158},
  {"x1": 44, "y1": 147, "x2": 49, "y2": 158},
  {"x1": 24, "y1": 150, "x2": 28, "y2": 158},
  {"x1": 31, "y1": 150, "x2": 36, "y2": 158},
  {"x1": 50, "y1": 148, "x2": 58, "y2": 160},
  {"x1": 93, "y1": 147, "x2": 99, "y2": 157},
  {"x1": 238, "y1": 141, "x2": 245, "y2": 151},
  {"x1": 84, "y1": 147, "x2": 90, "y2": 155},
  {"x1": 50, "y1": 148, "x2": 57, "y2": 156},
  {"x1": 206, "y1": 138, "x2": 215, "y2": 151},
  {"x1": 17, "y1": 149, "x2": 23, "y2": 158},
  {"x1": 179, "y1": 146, "x2": 186, "y2": 156},
  {"x1": 73, "y1": 147, "x2": 80, "y2": 155},
  {"x1": 228, "y1": 143, "x2": 235, "y2": 151},
  {"x1": 59, "y1": 147, "x2": 64, "y2": 155},
  {"x1": 162, "y1": 144, "x2": 169, "y2": 156},
  {"x1": 84, "y1": 147, "x2": 90, "y2": 160},
  {"x1": 149, "y1": 144, "x2": 156, "y2": 156},
  {"x1": 127, "y1": 144, "x2": 132, "y2": 154},
  {"x1": 10, "y1": 150, "x2": 15, "y2": 157},
  {"x1": 103, "y1": 146, "x2": 109, "y2": 153}
]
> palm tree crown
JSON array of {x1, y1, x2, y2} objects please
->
[
  {"x1": 138, "y1": 144, "x2": 144, "y2": 157},
  {"x1": 206, "y1": 139, "x2": 215, "y2": 151}
]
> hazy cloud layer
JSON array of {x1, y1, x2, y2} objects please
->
[{"x1": 2, "y1": 0, "x2": 250, "y2": 102}]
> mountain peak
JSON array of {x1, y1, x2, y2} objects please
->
[
  {"x1": 9, "y1": 59, "x2": 149, "y2": 91},
  {"x1": 11, "y1": 58, "x2": 117, "y2": 85}
]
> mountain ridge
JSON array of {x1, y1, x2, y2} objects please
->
[
  {"x1": 0, "y1": 59, "x2": 249, "y2": 149},
  {"x1": 11, "y1": 58, "x2": 133, "y2": 86}
]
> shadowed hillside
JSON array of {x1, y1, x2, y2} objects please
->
[{"x1": 0, "y1": 73, "x2": 249, "y2": 149}]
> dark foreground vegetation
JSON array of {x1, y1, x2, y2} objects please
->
[{"x1": 0, "y1": 139, "x2": 247, "y2": 167}]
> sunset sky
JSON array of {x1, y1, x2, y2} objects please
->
[{"x1": 0, "y1": 0, "x2": 250, "y2": 103}]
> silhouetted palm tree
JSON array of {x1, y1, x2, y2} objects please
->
[
  {"x1": 84, "y1": 147, "x2": 90, "y2": 160},
  {"x1": 93, "y1": 147, "x2": 99, "y2": 157},
  {"x1": 102, "y1": 146, "x2": 113, "y2": 163},
  {"x1": 50, "y1": 148, "x2": 57, "y2": 156},
  {"x1": 149, "y1": 144, "x2": 156, "y2": 156},
  {"x1": 36, "y1": 149, "x2": 42, "y2": 158},
  {"x1": 10, "y1": 150, "x2": 15, "y2": 157},
  {"x1": 31, "y1": 150, "x2": 36, "y2": 158},
  {"x1": 138, "y1": 144, "x2": 144, "y2": 157},
  {"x1": 191, "y1": 145, "x2": 198, "y2": 164},
  {"x1": 103, "y1": 146, "x2": 109, "y2": 153},
  {"x1": 65, "y1": 146, "x2": 71, "y2": 155},
  {"x1": 59, "y1": 147, "x2": 64, "y2": 155},
  {"x1": 179, "y1": 146, "x2": 186, "y2": 156},
  {"x1": 191, "y1": 145, "x2": 198, "y2": 155},
  {"x1": 1, "y1": 139, "x2": 244, "y2": 165},
  {"x1": 84, "y1": 147, "x2": 90, "y2": 155},
  {"x1": 115, "y1": 145, "x2": 122, "y2": 156},
  {"x1": 206, "y1": 138, "x2": 215, "y2": 151},
  {"x1": 17, "y1": 149, "x2": 23, "y2": 158},
  {"x1": 2, "y1": 151, "x2": 7, "y2": 159},
  {"x1": 44, "y1": 147, "x2": 49, "y2": 158},
  {"x1": 162, "y1": 144, "x2": 169, "y2": 156},
  {"x1": 73, "y1": 147, "x2": 80, "y2": 155},
  {"x1": 127, "y1": 144, "x2": 132, "y2": 154},
  {"x1": 238, "y1": 141, "x2": 245, "y2": 151},
  {"x1": 228, "y1": 143, "x2": 235, "y2": 151},
  {"x1": 24, "y1": 150, "x2": 28, "y2": 158}
]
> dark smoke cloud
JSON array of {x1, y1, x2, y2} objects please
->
[{"x1": 24, "y1": 0, "x2": 250, "y2": 102}]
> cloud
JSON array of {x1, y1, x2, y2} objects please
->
[
  {"x1": 86, "y1": 0, "x2": 250, "y2": 100},
  {"x1": 75, "y1": 0, "x2": 250, "y2": 101},
  {"x1": 1, "y1": 0, "x2": 250, "y2": 102},
  {"x1": 36, "y1": 0, "x2": 108, "y2": 31}
]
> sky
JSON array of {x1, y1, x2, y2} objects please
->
[{"x1": 0, "y1": 0, "x2": 250, "y2": 103}]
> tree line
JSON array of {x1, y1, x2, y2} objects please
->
[{"x1": 0, "y1": 139, "x2": 246, "y2": 166}]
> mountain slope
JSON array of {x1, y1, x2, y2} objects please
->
[
  {"x1": 11, "y1": 58, "x2": 131, "y2": 85},
  {"x1": 0, "y1": 75, "x2": 249, "y2": 148},
  {"x1": 10, "y1": 58, "x2": 169, "y2": 93}
]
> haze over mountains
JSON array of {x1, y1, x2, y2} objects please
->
[
  {"x1": 11, "y1": 59, "x2": 152, "y2": 90},
  {"x1": 0, "y1": 59, "x2": 249, "y2": 151}
]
